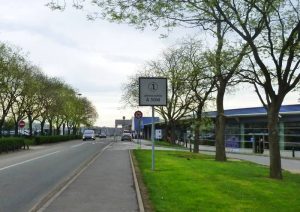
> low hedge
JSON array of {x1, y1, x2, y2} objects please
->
[
  {"x1": 0, "y1": 137, "x2": 25, "y2": 153},
  {"x1": 34, "y1": 135, "x2": 81, "y2": 145}
]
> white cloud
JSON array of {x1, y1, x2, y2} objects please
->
[
  {"x1": 0, "y1": 0, "x2": 169, "y2": 127},
  {"x1": 0, "y1": 0, "x2": 299, "y2": 127}
]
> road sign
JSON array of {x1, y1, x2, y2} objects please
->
[
  {"x1": 19, "y1": 120, "x2": 25, "y2": 128},
  {"x1": 139, "y1": 77, "x2": 167, "y2": 106},
  {"x1": 134, "y1": 110, "x2": 143, "y2": 119}
]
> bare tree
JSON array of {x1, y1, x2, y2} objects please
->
[
  {"x1": 213, "y1": 0, "x2": 300, "y2": 179},
  {"x1": 181, "y1": 39, "x2": 217, "y2": 153}
]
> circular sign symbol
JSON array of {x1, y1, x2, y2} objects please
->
[
  {"x1": 148, "y1": 82, "x2": 158, "y2": 92},
  {"x1": 134, "y1": 110, "x2": 143, "y2": 119},
  {"x1": 19, "y1": 120, "x2": 25, "y2": 128}
]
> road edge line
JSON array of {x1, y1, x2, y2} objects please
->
[
  {"x1": 30, "y1": 142, "x2": 112, "y2": 212},
  {"x1": 129, "y1": 149, "x2": 145, "y2": 212}
]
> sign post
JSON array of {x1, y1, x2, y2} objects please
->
[
  {"x1": 139, "y1": 77, "x2": 167, "y2": 171},
  {"x1": 18, "y1": 120, "x2": 25, "y2": 136},
  {"x1": 19, "y1": 120, "x2": 25, "y2": 128},
  {"x1": 134, "y1": 110, "x2": 143, "y2": 148}
]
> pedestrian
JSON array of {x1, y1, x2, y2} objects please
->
[{"x1": 259, "y1": 137, "x2": 264, "y2": 153}]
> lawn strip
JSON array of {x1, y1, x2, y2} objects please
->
[
  {"x1": 131, "y1": 149, "x2": 154, "y2": 212},
  {"x1": 133, "y1": 150, "x2": 300, "y2": 212}
]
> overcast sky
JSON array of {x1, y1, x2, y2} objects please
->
[{"x1": 0, "y1": 0, "x2": 299, "y2": 127}]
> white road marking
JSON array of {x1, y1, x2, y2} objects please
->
[
  {"x1": 71, "y1": 143, "x2": 86, "y2": 148},
  {"x1": 0, "y1": 151, "x2": 61, "y2": 172}
]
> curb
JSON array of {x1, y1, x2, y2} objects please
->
[{"x1": 129, "y1": 150, "x2": 145, "y2": 212}]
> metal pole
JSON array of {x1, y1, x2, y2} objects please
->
[
  {"x1": 151, "y1": 106, "x2": 155, "y2": 171},
  {"x1": 139, "y1": 119, "x2": 141, "y2": 148}
]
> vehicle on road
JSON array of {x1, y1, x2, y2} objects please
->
[
  {"x1": 99, "y1": 133, "x2": 107, "y2": 138},
  {"x1": 82, "y1": 130, "x2": 95, "y2": 141},
  {"x1": 121, "y1": 130, "x2": 132, "y2": 141}
]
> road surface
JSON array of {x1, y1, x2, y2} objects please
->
[{"x1": 0, "y1": 138, "x2": 110, "y2": 212}]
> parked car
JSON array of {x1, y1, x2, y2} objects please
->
[
  {"x1": 121, "y1": 131, "x2": 132, "y2": 141},
  {"x1": 82, "y1": 130, "x2": 95, "y2": 141},
  {"x1": 99, "y1": 133, "x2": 107, "y2": 138}
]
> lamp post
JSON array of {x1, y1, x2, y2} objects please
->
[
  {"x1": 76, "y1": 93, "x2": 82, "y2": 135},
  {"x1": 122, "y1": 116, "x2": 125, "y2": 132}
]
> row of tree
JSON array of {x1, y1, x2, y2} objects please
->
[
  {"x1": 0, "y1": 42, "x2": 98, "y2": 136},
  {"x1": 47, "y1": 0, "x2": 300, "y2": 179}
]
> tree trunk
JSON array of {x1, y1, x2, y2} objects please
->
[
  {"x1": 56, "y1": 126, "x2": 60, "y2": 135},
  {"x1": 73, "y1": 126, "x2": 77, "y2": 135},
  {"x1": 49, "y1": 121, "x2": 53, "y2": 135},
  {"x1": 0, "y1": 117, "x2": 5, "y2": 136},
  {"x1": 63, "y1": 123, "x2": 65, "y2": 135},
  {"x1": 41, "y1": 119, "x2": 45, "y2": 135},
  {"x1": 215, "y1": 85, "x2": 227, "y2": 161},
  {"x1": 267, "y1": 104, "x2": 282, "y2": 179},
  {"x1": 14, "y1": 122, "x2": 18, "y2": 136},
  {"x1": 194, "y1": 123, "x2": 200, "y2": 153},
  {"x1": 165, "y1": 123, "x2": 171, "y2": 143},
  {"x1": 170, "y1": 121, "x2": 176, "y2": 144},
  {"x1": 28, "y1": 116, "x2": 33, "y2": 136}
]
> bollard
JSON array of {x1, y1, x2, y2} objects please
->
[{"x1": 292, "y1": 147, "x2": 295, "y2": 158}]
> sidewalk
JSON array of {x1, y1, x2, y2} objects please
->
[
  {"x1": 135, "y1": 138, "x2": 300, "y2": 158},
  {"x1": 43, "y1": 142, "x2": 139, "y2": 212}
]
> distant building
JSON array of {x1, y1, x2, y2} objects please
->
[
  {"x1": 143, "y1": 104, "x2": 300, "y2": 150},
  {"x1": 132, "y1": 117, "x2": 160, "y2": 139},
  {"x1": 205, "y1": 104, "x2": 300, "y2": 150}
]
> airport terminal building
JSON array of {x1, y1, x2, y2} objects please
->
[
  {"x1": 141, "y1": 104, "x2": 300, "y2": 150},
  {"x1": 207, "y1": 104, "x2": 300, "y2": 150}
]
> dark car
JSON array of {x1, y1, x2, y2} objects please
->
[
  {"x1": 82, "y1": 130, "x2": 95, "y2": 141},
  {"x1": 99, "y1": 133, "x2": 107, "y2": 138}
]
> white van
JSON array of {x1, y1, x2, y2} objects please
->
[{"x1": 82, "y1": 129, "x2": 95, "y2": 141}]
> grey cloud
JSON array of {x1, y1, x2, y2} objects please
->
[{"x1": 0, "y1": 21, "x2": 79, "y2": 49}]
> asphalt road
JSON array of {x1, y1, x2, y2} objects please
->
[{"x1": 0, "y1": 138, "x2": 111, "y2": 212}]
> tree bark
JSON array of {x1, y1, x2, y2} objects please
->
[
  {"x1": 14, "y1": 122, "x2": 18, "y2": 136},
  {"x1": 267, "y1": 104, "x2": 282, "y2": 179},
  {"x1": 170, "y1": 121, "x2": 176, "y2": 144},
  {"x1": 63, "y1": 123, "x2": 65, "y2": 135},
  {"x1": 193, "y1": 123, "x2": 200, "y2": 153},
  {"x1": 40, "y1": 119, "x2": 45, "y2": 135},
  {"x1": 165, "y1": 123, "x2": 171, "y2": 143},
  {"x1": 0, "y1": 117, "x2": 5, "y2": 136},
  {"x1": 49, "y1": 121, "x2": 53, "y2": 135},
  {"x1": 215, "y1": 84, "x2": 227, "y2": 161},
  {"x1": 28, "y1": 115, "x2": 33, "y2": 136}
]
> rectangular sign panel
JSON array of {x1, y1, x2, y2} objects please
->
[{"x1": 139, "y1": 77, "x2": 167, "y2": 106}]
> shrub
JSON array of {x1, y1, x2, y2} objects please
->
[
  {"x1": 0, "y1": 137, "x2": 25, "y2": 153},
  {"x1": 34, "y1": 135, "x2": 81, "y2": 145}
]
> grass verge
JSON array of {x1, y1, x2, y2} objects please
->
[
  {"x1": 133, "y1": 150, "x2": 300, "y2": 212},
  {"x1": 155, "y1": 140, "x2": 186, "y2": 149}
]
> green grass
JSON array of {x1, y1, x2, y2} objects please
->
[
  {"x1": 155, "y1": 140, "x2": 185, "y2": 149},
  {"x1": 133, "y1": 150, "x2": 300, "y2": 212}
]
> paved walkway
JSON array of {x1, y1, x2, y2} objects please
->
[{"x1": 43, "y1": 142, "x2": 138, "y2": 212}]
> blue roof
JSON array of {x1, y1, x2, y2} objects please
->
[{"x1": 206, "y1": 104, "x2": 300, "y2": 117}]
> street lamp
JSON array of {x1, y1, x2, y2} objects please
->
[{"x1": 76, "y1": 93, "x2": 82, "y2": 135}]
